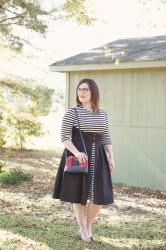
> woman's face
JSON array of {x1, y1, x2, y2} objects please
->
[{"x1": 77, "y1": 82, "x2": 91, "y2": 105}]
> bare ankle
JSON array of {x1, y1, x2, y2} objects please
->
[
  {"x1": 79, "y1": 227, "x2": 90, "y2": 241},
  {"x1": 86, "y1": 225, "x2": 92, "y2": 236}
]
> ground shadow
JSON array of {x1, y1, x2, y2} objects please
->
[{"x1": 0, "y1": 214, "x2": 165, "y2": 250}]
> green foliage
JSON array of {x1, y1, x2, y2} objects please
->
[
  {"x1": 0, "y1": 0, "x2": 49, "y2": 50},
  {"x1": 0, "y1": 171, "x2": 19, "y2": 185},
  {"x1": 0, "y1": 160, "x2": 4, "y2": 173},
  {"x1": 0, "y1": 0, "x2": 95, "y2": 51},
  {"x1": 7, "y1": 114, "x2": 44, "y2": 149},
  {"x1": 0, "y1": 148, "x2": 11, "y2": 172},
  {"x1": 0, "y1": 94, "x2": 8, "y2": 146},
  {"x1": 30, "y1": 85, "x2": 55, "y2": 116},
  {"x1": 61, "y1": 0, "x2": 96, "y2": 25},
  {"x1": 0, "y1": 78, "x2": 54, "y2": 116},
  {"x1": 0, "y1": 167, "x2": 33, "y2": 185},
  {"x1": 0, "y1": 78, "x2": 55, "y2": 149},
  {"x1": 0, "y1": 125, "x2": 6, "y2": 147}
]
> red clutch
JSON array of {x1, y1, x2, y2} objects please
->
[{"x1": 64, "y1": 156, "x2": 88, "y2": 174}]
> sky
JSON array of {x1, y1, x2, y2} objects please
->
[
  {"x1": 1, "y1": 0, "x2": 166, "y2": 91},
  {"x1": 46, "y1": 0, "x2": 166, "y2": 60},
  {"x1": 27, "y1": 0, "x2": 166, "y2": 72}
]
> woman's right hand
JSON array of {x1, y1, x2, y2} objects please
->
[{"x1": 75, "y1": 152, "x2": 88, "y2": 163}]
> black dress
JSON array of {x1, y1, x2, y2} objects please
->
[{"x1": 52, "y1": 107, "x2": 114, "y2": 205}]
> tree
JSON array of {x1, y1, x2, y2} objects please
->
[
  {"x1": 61, "y1": 0, "x2": 96, "y2": 25},
  {"x1": 0, "y1": 89, "x2": 7, "y2": 147},
  {"x1": 0, "y1": 0, "x2": 95, "y2": 51},
  {"x1": 0, "y1": 78, "x2": 54, "y2": 116},
  {"x1": 0, "y1": 0, "x2": 95, "y2": 149},
  {"x1": 7, "y1": 113, "x2": 43, "y2": 150},
  {"x1": 0, "y1": 78, "x2": 54, "y2": 148},
  {"x1": 0, "y1": 0, "x2": 48, "y2": 50}
]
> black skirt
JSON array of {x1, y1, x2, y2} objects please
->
[{"x1": 52, "y1": 126, "x2": 114, "y2": 205}]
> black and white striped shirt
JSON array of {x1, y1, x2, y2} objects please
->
[{"x1": 61, "y1": 107, "x2": 112, "y2": 145}]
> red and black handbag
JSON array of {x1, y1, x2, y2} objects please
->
[{"x1": 64, "y1": 108, "x2": 88, "y2": 174}]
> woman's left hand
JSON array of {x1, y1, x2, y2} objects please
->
[{"x1": 109, "y1": 157, "x2": 115, "y2": 172}]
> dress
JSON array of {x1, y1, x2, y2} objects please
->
[{"x1": 52, "y1": 107, "x2": 114, "y2": 205}]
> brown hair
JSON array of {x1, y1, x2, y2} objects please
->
[{"x1": 76, "y1": 78, "x2": 100, "y2": 113}]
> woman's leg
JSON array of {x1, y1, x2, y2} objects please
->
[
  {"x1": 86, "y1": 203, "x2": 102, "y2": 238},
  {"x1": 73, "y1": 203, "x2": 90, "y2": 241}
]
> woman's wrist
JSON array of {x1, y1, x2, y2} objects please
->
[
  {"x1": 74, "y1": 151, "x2": 81, "y2": 157},
  {"x1": 109, "y1": 155, "x2": 114, "y2": 161}
]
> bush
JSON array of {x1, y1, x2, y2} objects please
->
[{"x1": 0, "y1": 167, "x2": 33, "y2": 185}]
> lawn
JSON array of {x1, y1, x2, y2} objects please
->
[{"x1": 0, "y1": 148, "x2": 166, "y2": 250}]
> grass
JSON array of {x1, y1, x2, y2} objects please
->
[
  {"x1": 0, "y1": 213, "x2": 165, "y2": 250},
  {"x1": 0, "y1": 213, "x2": 166, "y2": 250},
  {"x1": 0, "y1": 148, "x2": 166, "y2": 250}
]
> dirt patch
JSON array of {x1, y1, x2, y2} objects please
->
[{"x1": 0, "y1": 148, "x2": 166, "y2": 221}]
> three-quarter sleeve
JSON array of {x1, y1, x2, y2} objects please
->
[
  {"x1": 101, "y1": 111, "x2": 112, "y2": 145},
  {"x1": 61, "y1": 108, "x2": 75, "y2": 142}
]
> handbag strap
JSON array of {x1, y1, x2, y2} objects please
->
[{"x1": 74, "y1": 107, "x2": 88, "y2": 156}]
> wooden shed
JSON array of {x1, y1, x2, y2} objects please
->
[{"x1": 50, "y1": 35, "x2": 166, "y2": 191}]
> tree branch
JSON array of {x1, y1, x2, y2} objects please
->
[
  {"x1": 0, "y1": 15, "x2": 24, "y2": 24},
  {"x1": 0, "y1": 6, "x2": 21, "y2": 16}
]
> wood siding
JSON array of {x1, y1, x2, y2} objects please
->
[{"x1": 68, "y1": 68, "x2": 166, "y2": 191}]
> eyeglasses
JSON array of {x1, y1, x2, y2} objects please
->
[{"x1": 77, "y1": 88, "x2": 90, "y2": 94}]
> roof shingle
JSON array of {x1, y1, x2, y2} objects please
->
[{"x1": 51, "y1": 35, "x2": 166, "y2": 67}]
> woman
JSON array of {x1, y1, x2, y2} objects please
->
[{"x1": 52, "y1": 78, "x2": 115, "y2": 242}]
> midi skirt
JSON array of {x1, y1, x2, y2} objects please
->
[{"x1": 52, "y1": 126, "x2": 114, "y2": 205}]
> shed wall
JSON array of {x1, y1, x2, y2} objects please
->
[{"x1": 68, "y1": 68, "x2": 166, "y2": 191}]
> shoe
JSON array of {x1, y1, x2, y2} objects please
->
[
  {"x1": 77, "y1": 230, "x2": 91, "y2": 242},
  {"x1": 78, "y1": 230, "x2": 95, "y2": 242},
  {"x1": 77, "y1": 230, "x2": 81, "y2": 238},
  {"x1": 90, "y1": 236, "x2": 95, "y2": 242}
]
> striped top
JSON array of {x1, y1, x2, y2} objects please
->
[{"x1": 61, "y1": 107, "x2": 112, "y2": 145}]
